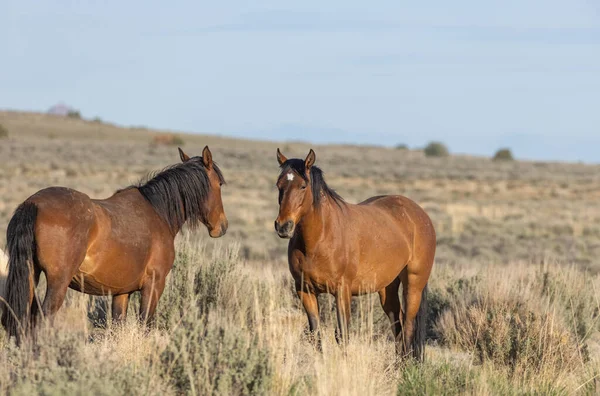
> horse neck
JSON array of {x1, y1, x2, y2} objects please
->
[
  {"x1": 135, "y1": 184, "x2": 190, "y2": 237},
  {"x1": 297, "y1": 196, "x2": 340, "y2": 252}
]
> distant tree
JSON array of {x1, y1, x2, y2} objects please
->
[
  {"x1": 0, "y1": 123, "x2": 8, "y2": 139},
  {"x1": 493, "y1": 148, "x2": 514, "y2": 161},
  {"x1": 67, "y1": 110, "x2": 81, "y2": 119},
  {"x1": 92, "y1": 117, "x2": 103, "y2": 123},
  {"x1": 424, "y1": 141, "x2": 449, "y2": 157},
  {"x1": 395, "y1": 143, "x2": 409, "y2": 150}
]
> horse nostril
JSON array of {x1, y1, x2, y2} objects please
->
[
  {"x1": 282, "y1": 221, "x2": 294, "y2": 233},
  {"x1": 274, "y1": 221, "x2": 279, "y2": 232}
]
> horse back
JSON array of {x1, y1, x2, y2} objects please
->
[
  {"x1": 346, "y1": 194, "x2": 436, "y2": 288},
  {"x1": 358, "y1": 194, "x2": 436, "y2": 246},
  {"x1": 28, "y1": 186, "x2": 96, "y2": 231}
]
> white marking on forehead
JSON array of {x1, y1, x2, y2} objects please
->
[{"x1": 286, "y1": 172, "x2": 295, "y2": 181}]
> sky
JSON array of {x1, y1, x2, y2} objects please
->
[{"x1": 1, "y1": 1, "x2": 599, "y2": 162}]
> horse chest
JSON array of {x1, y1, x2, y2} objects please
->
[{"x1": 289, "y1": 250, "x2": 343, "y2": 292}]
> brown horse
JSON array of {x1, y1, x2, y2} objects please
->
[
  {"x1": 274, "y1": 149, "x2": 436, "y2": 360},
  {"x1": 1, "y1": 146, "x2": 228, "y2": 344}
]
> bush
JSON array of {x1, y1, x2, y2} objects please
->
[
  {"x1": 493, "y1": 148, "x2": 514, "y2": 161},
  {"x1": 398, "y1": 359, "x2": 570, "y2": 395},
  {"x1": 424, "y1": 141, "x2": 449, "y2": 157},
  {"x1": 0, "y1": 324, "x2": 168, "y2": 395},
  {"x1": 396, "y1": 143, "x2": 409, "y2": 150},
  {"x1": 67, "y1": 110, "x2": 81, "y2": 119},
  {"x1": 438, "y1": 296, "x2": 581, "y2": 376},
  {"x1": 0, "y1": 124, "x2": 7, "y2": 139},
  {"x1": 155, "y1": 238, "x2": 239, "y2": 328},
  {"x1": 160, "y1": 315, "x2": 272, "y2": 395},
  {"x1": 434, "y1": 265, "x2": 589, "y2": 380},
  {"x1": 398, "y1": 361, "x2": 478, "y2": 395}
]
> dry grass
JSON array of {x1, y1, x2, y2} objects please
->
[
  {"x1": 1, "y1": 238, "x2": 599, "y2": 395},
  {"x1": 1, "y1": 111, "x2": 600, "y2": 394},
  {"x1": 434, "y1": 263, "x2": 597, "y2": 384}
]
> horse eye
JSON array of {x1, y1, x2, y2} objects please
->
[{"x1": 300, "y1": 185, "x2": 307, "y2": 190}]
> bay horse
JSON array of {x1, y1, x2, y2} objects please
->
[
  {"x1": 274, "y1": 149, "x2": 436, "y2": 360},
  {"x1": 1, "y1": 146, "x2": 228, "y2": 344}
]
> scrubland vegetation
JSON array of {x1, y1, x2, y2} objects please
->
[{"x1": 1, "y1": 111, "x2": 600, "y2": 395}]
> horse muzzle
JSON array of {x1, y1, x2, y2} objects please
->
[
  {"x1": 274, "y1": 219, "x2": 295, "y2": 239},
  {"x1": 209, "y1": 219, "x2": 228, "y2": 238}
]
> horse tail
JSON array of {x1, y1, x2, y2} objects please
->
[
  {"x1": 1, "y1": 202, "x2": 38, "y2": 343},
  {"x1": 412, "y1": 283, "x2": 428, "y2": 362},
  {"x1": 0, "y1": 248, "x2": 8, "y2": 320}
]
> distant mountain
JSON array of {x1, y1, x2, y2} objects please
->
[{"x1": 47, "y1": 103, "x2": 75, "y2": 116}]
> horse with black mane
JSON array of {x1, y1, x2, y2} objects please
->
[
  {"x1": 274, "y1": 148, "x2": 436, "y2": 360},
  {"x1": 1, "y1": 146, "x2": 227, "y2": 344}
]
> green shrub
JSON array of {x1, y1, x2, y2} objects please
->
[
  {"x1": 0, "y1": 326, "x2": 167, "y2": 395},
  {"x1": 426, "y1": 275, "x2": 479, "y2": 341},
  {"x1": 398, "y1": 359, "x2": 570, "y2": 395},
  {"x1": 493, "y1": 148, "x2": 514, "y2": 161},
  {"x1": 398, "y1": 361, "x2": 478, "y2": 395},
  {"x1": 160, "y1": 315, "x2": 272, "y2": 395},
  {"x1": 67, "y1": 110, "x2": 81, "y2": 119},
  {"x1": 155, "y1": 240, "x2": 239, "y2": 328},
  {"x1": 537, "y1": 268, "x2": 599, "y2": 345},
  {"x1": 171, "y1": 136, "x2": 185, "y2": 146},
  {"x1": 0, "y1": 124, "x2": 8, "y2": 139},
  {"x1": 424, "y1": 141, "x2": 449, "y2": 157},
  {"x1": 396, "y1": 143, "x2": 409, "y2": 150},
  {"x1": 154, "y1": 238, "x2": 274, "y2": 394},
  {"x1": 435, "y1": 269, "x2": 587, "y2": 379}
]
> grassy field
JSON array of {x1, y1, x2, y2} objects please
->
[{"x1": 1, "y1": 111, "x2": 600, "y2": 395}]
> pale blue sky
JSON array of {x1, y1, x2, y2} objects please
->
[{"x1": 2, "y1": 1, "x2": 599, "y2": 162}]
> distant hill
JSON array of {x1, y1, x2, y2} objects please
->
[
  {"x1": 0, "y1": 110, "x2": 290, "y2": 151},
  {"x1": 47, "y1": 103, "x2": 76, "y2": 116}
]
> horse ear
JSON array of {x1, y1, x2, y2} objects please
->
[
  {"x1": 277, "y1": 148, "x2": 288, "y2": 166},
  {"x1": 305, "y1": 149, "x2": 316, "y2": 170},
  {"x1": 202, "y1": 146, "x2": 213, "y2": 169},
  {"x1": 178, "y1": 147, "x2": 190, "y2": 162}
]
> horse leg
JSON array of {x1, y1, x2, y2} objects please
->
[
  {"x1": 111, "y1": 293, "x2": 130, "y2": 325},
  {"x1": 39, "y1": 243, "x2": 88, "y2": 327},
  {"x1": 41, "y1": 270, "x2": 74, "y2": 325},
  {"x1": 378, "y1": 276, "x2": 403, "y2": 354},
  {"x1": 139, "y1": 275, "x2": 166, "y2": 328},
  {"x1": 401, "y1": 271, "x2": 426, "y2": 360},
  {"x1": 297, "y1": 285, "x2": 321, "y2": 349},
  {"x1": 334, "y1": 285, "x2": 351, "y2": 345}
]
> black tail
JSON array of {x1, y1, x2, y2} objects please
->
[
  {"x1": 1, "y1": 202, "x2": 38, "y2": 343},
  {"x1": 412, "y1": 283, "x2": 428, "y2": 362}
]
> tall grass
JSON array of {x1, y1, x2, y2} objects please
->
[{"x1": 1, "y1": 237, "x2": 599, "y2": 395}]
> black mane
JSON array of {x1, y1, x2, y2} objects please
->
[
  {"x1": 127, "y1": 157, "x2": 225, "y2": 233},
  {"x1": 279, "y1": 158, "x2": 344, "y2": 208}
]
